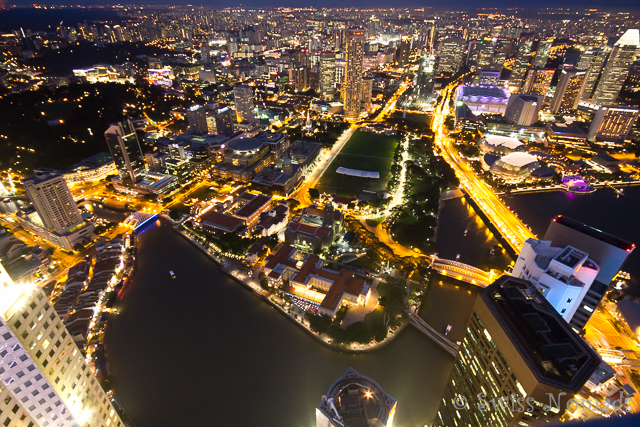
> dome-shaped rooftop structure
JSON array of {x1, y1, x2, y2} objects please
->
[{"x1": 227, "y1": 138, "x2": 263, "y2": 152}]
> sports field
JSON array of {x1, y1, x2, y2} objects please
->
[{"x1": 316, "y1": 130, "x2": 397, "y2": 197}]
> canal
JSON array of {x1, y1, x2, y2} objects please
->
[{"x1": 107, "y1": 221, "x2": 480, "y2": 427}]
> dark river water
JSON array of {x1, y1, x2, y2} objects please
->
[
  {"x1": 104, "y1": 184, "x2": 639, "y2": 426},
  {"x1": 107, "y1": 221, "x2": 480, "y2": 427}
]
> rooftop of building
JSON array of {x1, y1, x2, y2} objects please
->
[
  {"x1": 458, "y1": 84, "x2": 510, "y2": 101},
  {"x1": 318, "y1": 367, "x2": 396, "y2": 427},
  {"x1": 615, "y1": 29, "x2": 640, "y2": 47},
  {"x1": 481, "y1": 276, "x2": 601, "y2": 393},
  {"x1": 480, "y1": 134, "x2": 525, "y2": 150},
  {"x1": 227, "y1": 137, "x2": 264, "y2": 152},
  {"x1": 551, "y1": 215, "x2": 635, "y2": 252},
  {"x1": 234, "y1": 194, "x2": 272, "y2": 219},
  {"x1": 67, "y1": 152, "x2": 113, "y2": 172},
  {"x1": 496, "y1": 152, "x2": 539, "y2": 167},
  {"x1": 199, "y1": 211, "x2": 245, "y2": 231}
]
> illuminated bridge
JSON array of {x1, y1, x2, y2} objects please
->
[
  {"x1": 407, "y1": 311, "x2": 459, "y2": 356},
  {"x1": 123, "y1": 212, "x2": 158, "y2": 231},
  {"x1": 430, "y1": 256, "x2": 492, "y2": 287}
]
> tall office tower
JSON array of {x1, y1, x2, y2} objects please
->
[
  {"x1": 588, "y1": 105, "x2": 640, "y2": 144},
  {"x1": 415, "y1": 52, "x2": 437, "y2": 102},
  {"x1": 185, "y1": 105, "x2": 208, "y2": 134},
  {"x1": 518, "y1": 37, "x2": 534, "y2": 56},
  {"x1": 477, "y1": 39, "x2": 495, "y2": 69},
  {"x1": 361, "y1": 77, "x2": 373, "y2": 111},
  {"x1": 491, "y1": 38, "x2": 513, "y2": 69},
  {"x1": 0, "y1": 262, "x2": 125, "y2": 427},
  {"x1": 396, "y1": 35, "x2": 411, "y2": 67},
  {"x1": 508, "y1": 57, "x2": 530, "y2": 91},
  {"x1": 466, "y1": 40, "x2": 482, "y2": 65},
  {"x1": 578, "y1": 49, "x2": 608, "y2": 101},
  {"x1": 477, "y1": 69, "x2": 501, "y2": 85},
  {"x1": 334, "y1": 28, "x2": 345, "y2": 50},
  {"x1": 591, "y1": 29, "x2": 640, "y2": 106},
  {"x1": 292, "y1": 66, "x2": 309, "y2": 92},
  {"x1": 550, "y1": 68, "x2": 588, "y2": 114},
  {"x1": 504, "y1": 94, "x2": 543, "y2": 126},
  {"x1": 532, "y1": 38, "x2": 554, "y2": 68},
  {"x1": 522, "y1": 68, "x2": 554, "y2": 96},
  {"x1": 343, "y1": 28, "x2": 365, "y2": 120},
  {"x1": 436, "y1": 38, "x2": 465, "y2": 74},
  {"x1": 435, "y1": 276, "x2": 600, "y2": 427},
  {"x1": 544, "y1": 215, "x2": 634, "y2": 331},
  {"x1": 316, "y1": 367, "x2": 396, "y2": 427},
  {"x1": 233, "y1": 84, "x2": 255, "y2": 123},
  {"x1": 334, "y1": 58, "x2": 345, "y2": 86},
  {"x1": 104, "y1": 120, "x2": 146, "y2": 184},
  {"x1": 319, "y1": 52, "x2": 336, "y2": 100},
  {"x1": 201, "y1": 42, "x2": 211, "y2": 64},
  {"x1": 213, "y1": 106, "x2": 235, "y2": 136}
]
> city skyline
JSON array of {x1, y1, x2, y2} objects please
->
[{"x1": 1, "y1": 3, "x2": 640, "y2": 426}]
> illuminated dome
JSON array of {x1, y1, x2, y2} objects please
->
[
  {"x1": 227, "y1": 138, "x2": 263, "y2": 152},
  {"x1": 490, "y1": 152, "x2": 539, "y2": 183}
]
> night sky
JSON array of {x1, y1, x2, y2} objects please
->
[{"x1": 2, "y1": 0, "x2": 640, "y2": 11}]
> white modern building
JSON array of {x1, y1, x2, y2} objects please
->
[
  {"x1": 477, "y1": 134, "x2": 527, "y2": 155},
  {"x1": 489, "y1": 152, "x2": 539, "y2": 183},
  {"x1": 513, "y1": 238, "x2": 600, "y2": 322},
  {"x1": 0, "y1": 261, "x2": 124, "y2": 427}
]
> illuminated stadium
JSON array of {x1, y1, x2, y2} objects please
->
[
  {"x1": 455, "y1": 84, "x2": 510, "y2": 114},
  {"x1": 227, "y1": 138, "x2": 264, "y2": 153},
  {"x1": 489, "y1": 152, "x2": 540, "y2": 183}
]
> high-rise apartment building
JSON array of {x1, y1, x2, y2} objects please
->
[
  {"x1": 532, "y1": 38, "x2": 554, "y2": 68},
  {"x1": 343, "y1": 28, "x2": 365, "y2": 120},
  {"x1": 104, "y1": 120, "x2": 146, "y2": 184},
  {"x1": 504, "y1": 94, "x2": 543, "y2": 126},
  {"x1": 435, "y1": 276, "x2": 600, "y2": 427},
  {"x1": 476, "y1": 38, "x2": 495, "y2": 69},
  {"x1": 550, "y1": 68, "x2": 588, "y2": 114},
  {"x1": 319, "y1": 52, "x2": 336, "y2": 100},
  {"x1": 437, "y1": 38, "x2": 465, "y2": 74},
  {"x1": 591, "y1": 29, "x2": 639, "y2": 106},
  {"x1": 522, "y1": 68, "x2": 554, "y2": 96},
  {"x1": 578, "y1": 49, "x2": 607, "y2": 102},
  {"x1": 185, "y1": 105, "x2": 208, "y2": 134},
  {"x1": 508, "y1": 57, "x2": 530, "y2": 92},
  {"x1": 22, "y1": 171, "x2": 83, "y2": 236},
  {"x1": 291, "y1": 66, "x2": 309, "y2": 92},
  {"x1": 544, "y1": 215, "x2": 634, "y2": 330},
  {"x1": 233, "y1": 85, "x2": 255, "y2": 123},
  {"x1": 0, "y1": 261, "x2": 124, "y2": 427},
  {"x1": 588, "y1": 105, "x2": 640, "y2": 145}
]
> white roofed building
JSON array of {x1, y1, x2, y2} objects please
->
[
  {"x1": 478, "y1": 134, "x2": 527, "y2": 156},
  {"x1": 489, "y1": 152, "x2": 539, "y2": 183}
]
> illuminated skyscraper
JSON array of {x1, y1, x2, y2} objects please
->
[
  {"x1": 316, "y1": 367, "x2": 396, "y2": 427},
  {"x1": 436, "y1": 38, "x2": 465, "y2": 74},
  {"x1": 591, "y1": 29, "x2": 639, "y2": 106},
  {"x1": 435, "y1": 276, "x2": 600, "y2": 427},
  {"x1": 550, "y1": 68, "x2": 588, "y2": 114},
  {"x1": 0, "y1": 262, "x2": 124, "y2": 427},
  {"x1": 396, "y1": 35, "x2": 411, "y2": 67},
  {"x1": 185, "y1": 105, "x2": 208, "y2": 134},
  {"x1": 233, "y1": 85, "x2": 255, "y2": 123},
  {"x1": 343, "y1": 28, "x2": 365, "y2": 120},
  {"x1": 104, "y1": 120, "x2": 146, "y2": 184},
  {"x1": 415, "y1": 52, "x2": 437, "y2": 102},
  {"x1": 522, "y1": 68, "x2": 554, "y2": 97},
  {"x1": 532, "y1": 38, "x2": 554, "y2": 68},
  {"x1": 201, "y1": 42, "x2": 211, "y2": 64},
  {"x1": 577, "y1": 49, "x2": 607, "y2": 101},
  {"x1": 319, "y1": 52, "x2": 336, "y2": 100}
]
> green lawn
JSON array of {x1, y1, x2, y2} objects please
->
[
  {"x1": 187, "y1": 186, "x2": 218, "y2": 201},
  {"x1": 316, "y1": 155, "x2": 393, "y2": 196},
  {"x1": 339, "y1": 130, "x2": 398, "y2": 158}
]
